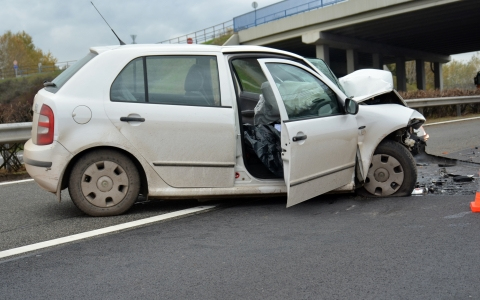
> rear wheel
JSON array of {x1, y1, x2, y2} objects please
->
[
  {"x1": 358, "y1": 140, "x2": 416, "y2": 197},
  {"x1": 68, "y1": 149, "x2": 140, "y2": 216}
]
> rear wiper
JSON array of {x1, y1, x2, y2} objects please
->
[{"x1": 43, "y1": 81, "x2": 57, "y2": 87}]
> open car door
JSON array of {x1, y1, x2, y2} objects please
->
[{"x1": 257, "y1": 59, "x2": 359, "y2": 207}]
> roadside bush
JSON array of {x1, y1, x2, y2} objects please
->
[
  {"x1": 399, "y1": 88, "x2": 480, "y2": 99},
  {"x1": 0, "y1": 71, "x2": 60, "y2": 123}
]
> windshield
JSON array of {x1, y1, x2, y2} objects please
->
[
  {"x1": 45, "y1": 52, "x2": 97, "y2": 93},
  {"x1": 306, "y1": 58, "x2": 346, "y2": 94}
]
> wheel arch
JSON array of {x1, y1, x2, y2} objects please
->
[
  {"x1": 60, "y1": 146, "x2": 148, "y2": 197},
  {"x1": 357, "y1": 138, "x2": 417, "y2": 197},
  {"x1": 356, "y1": 104, "x2": 424, "y2": 183},
  {"x1": 357, "y1": 125, "x2": 411, "y2": 183}
]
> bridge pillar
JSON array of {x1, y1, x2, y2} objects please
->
[
  {"x1": 346, "y1": 49, "x2": 358, "y2": 73},
  {"x1": 434, "y1": 62, "x2": 443, "y2": 90},
  {"x1": 372, "y1": 53, "x2": 383, "y2": 70},
  {"x1": 416, "y1": 59, "x2": 426, "y2": 90},
  {"x1": 315, "y1": 45, "x2": 330, "y2": 65},
  {"x1": 396, "y1": 57, "x2": 407, "y2": 91}
]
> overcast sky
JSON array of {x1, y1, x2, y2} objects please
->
[
  {"x1": 0, "y1": 0, "x2": 477, "y2": 64},
  {"x1": 0, "y1": 0, "x2": 279, "y2": 62}
]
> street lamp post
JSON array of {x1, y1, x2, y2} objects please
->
[{"x1": 252, "y1": 2, "x2": 258, "y2": 26}]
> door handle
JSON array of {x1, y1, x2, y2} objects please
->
[
  {"x1": 120, "y1": 117, "x2": 145, "y2": 122},
  {"x1": 292, "y1": 134, "x2": 307, "y2": 142}
]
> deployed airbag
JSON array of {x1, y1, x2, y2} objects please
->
[{"x1": 277, "y1": 81, "x2": 330, "y2": 116}]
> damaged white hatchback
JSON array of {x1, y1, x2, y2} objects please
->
[{"x1": 24, "y1": 44, "x2": 426, "y2": 216}]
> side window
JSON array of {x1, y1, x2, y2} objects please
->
[
  {"x1": 110, "y1": 56, "x2": 220, "y2": 106},
  {"x1": 231, "y1": 59, "x2": 268, "y2": 94},
  {"x1": 110, "y1": 58, "x2": 145, "y2": 102},
  {"x1": 146, "y1": 56, "x2": 220, "y2": 106},
  {"x1": 265, "y1": 63, "x2": 341, "y2": 121}
]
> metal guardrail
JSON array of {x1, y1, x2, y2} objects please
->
[
  {"x1": 233, "y1": 0, "x2": 347, "y2": 32},
  {"x1": 405, "y1": 96, "x2": 480, "y2": 108},
  {"x1": 0, "y1": 96, "x2": 479, "y2": 170},
  {"x1": 405, "y1": 95, "x2": 480, "y2": 116},
  {"x1": 0, "y1": 122, "x2": 32, "y2": 144},
  {"x1": 0, "y1": 122, "x2": 31, "y2": 171}
]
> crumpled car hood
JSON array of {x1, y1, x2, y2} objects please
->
[{"x1": 339, "y1": 69, "x2": 395, "y2": 102}]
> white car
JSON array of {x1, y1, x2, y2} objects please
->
[{"x1": 24, "y1": 44, "x2": 425, "y2": 216}]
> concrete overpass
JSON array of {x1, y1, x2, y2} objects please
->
[{"x1": 227, "y1": 0, "x2": 480, "y2": 91}]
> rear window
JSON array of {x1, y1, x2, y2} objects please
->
[{"x1": 45, "y1": 52, "x2": 97, "y2": 93}]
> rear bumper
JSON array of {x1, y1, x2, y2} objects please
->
[{"x1": 24, "y1": 139, "x2": 73, "y2": 193}]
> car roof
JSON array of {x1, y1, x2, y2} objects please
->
[{"x1": 89, "y1": 44, "x2": 303, "y2": 59}]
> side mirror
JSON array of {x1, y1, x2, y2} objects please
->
[{"x1": 345, "y1": 97, "x2": 359, "y2": 115}]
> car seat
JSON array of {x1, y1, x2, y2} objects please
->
[
  {"x1": 253, "y1": 81, "x2": 281, "y2": 125},
  {"x1": 184, "y1": 64, "x2": 212, "y2": 106}
]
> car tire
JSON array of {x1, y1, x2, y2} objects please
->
[
  {"x1": 357, "y1": 140, "x2": 416, "y2": 197},
  {"x1": 68, "y1": 149, "x2": 140, "y2": 216}
]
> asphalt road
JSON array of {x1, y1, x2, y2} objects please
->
[
  {"x1": 0, "y1": 181, "x2": 204, "y2": 251},
  {"x1": 0, "y1": 118, "x2": 479, "y2": 298},
  {"x1": 1, "y1": 193, "x2": 479, "y2": 299},
  {"x1": 425, "y1": 118, "x2": 480, "y2": 156}
]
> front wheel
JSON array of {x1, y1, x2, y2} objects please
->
[
  {"x1": 358, "y1": 140, "x2": 417, "y2": 197},
  {"x1": 68, "y1": 149, "x2": 140, "y2": 216}
]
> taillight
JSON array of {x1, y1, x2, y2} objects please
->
[{"x1": 37, "y1": 104, "x2": 54, "y2": 145}]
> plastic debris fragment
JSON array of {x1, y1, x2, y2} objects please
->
[
  {"x1": 452, "y1": 176, "x2": 475, "y2": 183},
  {"x1": 412, "y1": 187, "x2": 427, "y2": 195}
]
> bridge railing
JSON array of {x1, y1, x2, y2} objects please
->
[
  {"x1": 158, "y1": 20, "x2": 233, "y2": 44},
  {"x1": 233, "y1": 0, "x2": 347, "y2": 32}
]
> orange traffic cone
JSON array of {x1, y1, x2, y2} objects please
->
[{"x1": 471, "y1": 189, "x2": 480, "y2": 213}]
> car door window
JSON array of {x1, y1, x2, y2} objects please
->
[
  {"x1": 110, "y1": 56, "x2": 221, "y2": 106},
  {"x1": 110, "y1": 57, "x2": 145, "y2": 102},
  {"x1": 147, "y1": 56, "x2": 220, "y2": 106},
  {"x1": 265, "y1": 63, "x2": 341, "y2": 120},
  {"x1": 231, "y1": 58, "x2": 268, "y2": 94}
]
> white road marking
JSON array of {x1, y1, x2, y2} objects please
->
[
  {"x1": 444, "y1": 211, "x2": 472, "y2": 219},
  {"x1": 0, "y1": 205, "x2": 216, "y2": 259},
  {"x1": 0, "y1": 179, "x2": 34, "y2": 186},
  {"x1": 424, "y1": 116, "x2": 480, "y2": 127}
]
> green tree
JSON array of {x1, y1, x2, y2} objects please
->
[
  {"x1": 442, "y1": 53, "x2": 480, "y2": 90},
  {"x1": 0, "y1": 30, "x2": 57, "y2": 76}
]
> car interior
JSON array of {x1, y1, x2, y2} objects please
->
[{"x1": 231, "y1": 58, "x2": 284, "y2": 179}]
